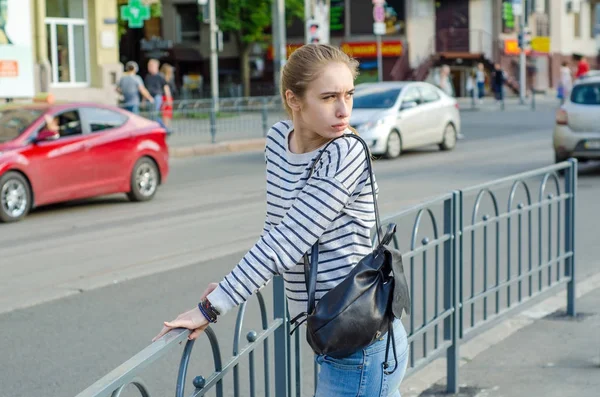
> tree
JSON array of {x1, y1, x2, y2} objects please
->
[{"x1": 214, "y1": 0, "x2": 304, "y2": 96}]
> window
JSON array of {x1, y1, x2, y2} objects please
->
[
  {"x1": 45, "y1": 0, "x2": 89, "y2": 86},
  {"x1": 420, "y1": 85, "x2": 441, "y2": 103},
  {"x1": 570, "y1": 83, "x2": 600, "y2": 105},
  {"x1": 0, "y1": 109, "x2": 44, "y2": 143},
  {"x1": 43, "y1": 110, "x2": 83, "y2": 138},
  {"x1": 350, "y1": 0, "x2": 405, "y2": 36},
  {"x1": 402, "y1": 87, "x2": 422, "y2": 105},
  {"x1": 353, "y1": 87, "x2": 402, "y2": 109},
  {"x1": 574, "y1": 12, "x2": 581, "y2": 38},
  {"x1": 80, "y1": 108, "x2": 128, "y2": 132},
  {"x1": 591, "y1": 2, "x2": 600, "y2": 38},
  {"x1": 350, "y1": 0, "x2": 373, "y2": 35},
  {"x1": 46, "y1": 0, "x2": 84, "y2": 18},
  {"x1": 176, "y1": 4, "x2": 200, "y2": 43}
]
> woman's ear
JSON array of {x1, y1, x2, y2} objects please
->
[{"x1": 285, "y1": 89, "x2": 302, "y2": 112}]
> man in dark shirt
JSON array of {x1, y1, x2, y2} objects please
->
[
  {"x1": 493, "y1": 63, "x2": 505, "y2": 103},
  {"x1": 144, "y1": 59, "x2": 172, "y2": 125}
]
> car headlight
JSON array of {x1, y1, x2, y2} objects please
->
[{"x1": 357, "y1": 119, "x2": 385, "y2": 133}]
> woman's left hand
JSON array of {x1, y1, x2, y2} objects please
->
[
  {"x1": 152, "y1": 307, "x2": 209, "y2": 342},
  {"x1": 152, "y1": 283, "x2": 219, "y2": 342}
]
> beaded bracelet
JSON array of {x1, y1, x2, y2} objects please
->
[
  {"x1": 198, "y1": 302, "x2": 216, "y2": 323},
  {"x1": 198, "y1": 299, "x2": 220, "y2": 323}
]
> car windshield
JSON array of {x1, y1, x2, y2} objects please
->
[
  {"x1": 353, "y1": 87, "x2": 402, "y2": 109},
  {"x1": 0, "y1": 108, "x2": 44, "y2": 143},
  {"x1": 570, "y1": 83, "x2": 600, "y2": 105}
]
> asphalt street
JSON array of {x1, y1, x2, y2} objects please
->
[{"x1": 1, "y1": 107, "x2": 599, "y2": 397}]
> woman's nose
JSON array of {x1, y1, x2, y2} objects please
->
[{"x1": 336, "y1": 100, "x2": 349, "y2": 118}]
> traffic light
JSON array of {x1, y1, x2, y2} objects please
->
[
  {"x1": 518, "y1": 29, "x2": 532, "y2": 50},
  {"x1": 306, "y1": 19, "x2": 321, "y2": 44}
]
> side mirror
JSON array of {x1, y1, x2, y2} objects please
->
[
  {"x1": 36, "y1": 129, "x2": 59, "y2": 142},
  {"x1": 400, "y1": 101, "x2": 418, "y2": 111}
]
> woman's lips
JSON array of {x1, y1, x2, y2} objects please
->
[{"x1": 332, "y1": 123, "x2": 348, "y2": 132}]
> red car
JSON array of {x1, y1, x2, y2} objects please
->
[{"x1": 0, "y1": 102, "x2": 169, "y2": 222}]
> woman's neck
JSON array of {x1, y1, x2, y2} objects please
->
[{"x1": 289, "y1": 124, "x2": 329, "y2": 154}]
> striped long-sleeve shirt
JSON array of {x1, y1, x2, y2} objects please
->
[{"x1": 207, "y1": 121, "x2": 378, "y2": 320}]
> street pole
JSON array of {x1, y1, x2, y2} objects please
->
[
  {"x1": 272, "y1": 0, "x2": 286, "y2": 95},
  {"x1": 377, "y1": 34, "x2": 383, "y2": 82},
  {"x1": 209, "y1": 0, "x2": 219, "y2": 110},
  {"x1": 519, "y1": 16, "x2": 526, "y2": 104},
  {"x1": 372, "y1": 0, "x2": 385, "y2": 82}
]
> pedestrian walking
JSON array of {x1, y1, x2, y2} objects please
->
[
  {"x1": 466, "y1": 70, "x2": 475, "y2": 99},
  {"x1": 153, "y1": 44, "x2": 411, "y2": 397},
  {"x1": 144, "y1": 59, "x2": 172, "y2": 128},
  {"x1": 558, "y1": 61, "x2": 573, "y2": 104},
  {"x1": 159, "y1": 63, "x2": 177, "y2": 129},
  {"x1": 493, "y1": 63, "x2": 505, "y2": 106},
  {"x1": 476, "y1": 62, "x2": 486, "y2": 103},
  {"x1": 435, "y1": 65, "x2": 454, "y2": 97},
  {"x1": 116, "y1": 61, "x2": 153, "y2": 114}
]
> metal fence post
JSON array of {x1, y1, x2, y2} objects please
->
[
  {"x1": 444, "y1": 192, "x2": 460, "y2": 393},
  {"x1": 565, "y1": 159, "x2": 577, "y2": 316},
  {"x1": 273, "y1": 277, "x2": 289, "y2": 397},
  {"x1": 210, "y1": 97, "x2": 218, "y2": 143},
  {"x1": 262, "y1": 97, "x2": 269, "y2": 137}
]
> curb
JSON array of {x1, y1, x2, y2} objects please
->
[
  {"x1": 169, "y1": 138, "x2": 266, "y2": 158},
  {"x1": 401, "y1": 270, "x2": 600, "y2": 397}
]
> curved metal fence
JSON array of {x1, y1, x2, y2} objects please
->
[
  {"x1": 75, "y1": 160, "x2": 577, "y2": 397},
  {"x1": 123, "y1": 96, "x2": 287, "y2": 144}
]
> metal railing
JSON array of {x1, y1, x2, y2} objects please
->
[
  {"x1": 127, "y1": 96, "x2": 287, "y2": 144},
  {"x1": 75, "y1": 160, "x2": 577, "y2": 397}
]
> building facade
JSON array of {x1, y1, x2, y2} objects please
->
[
  {"x1": 0, "y1": 0, "x2": 123, "y2": 103},
  {"x1": 405, "y1": 0, "x2": 599, "y2": 96},
  {"x1": 153, "y1": 0, "x2": 407, "y2": 97}
]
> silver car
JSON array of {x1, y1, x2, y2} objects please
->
[
  {"x1": 553, "y1": 74, "x2": 600, "y2": 163},
  {"x1": 350, "y1": 82, "x2": 461, "y2": 158}
]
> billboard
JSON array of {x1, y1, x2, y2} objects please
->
[{"x1": 0, "y1": 0, "x2": 35, "y2": 98}]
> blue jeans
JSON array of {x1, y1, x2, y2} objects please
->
[
  {"x1": 477, "y1": 82, "x2": 485, "y2": 98},
  {"x1": 151, "y1": 95, "x2": 167, "y2": 129},
  {"x1": 314, "y1": 320, "x2": 409, "y2": 396}
]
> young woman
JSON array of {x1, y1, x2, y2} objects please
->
[
  {"x1": 153, "y1": 44, "x2": 409, "y2": 396},
  {"x1": 159, "y1": 63, "x2": 176, "y2": 128}
]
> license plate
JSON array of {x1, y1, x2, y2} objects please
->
[{"x1": 584, "y1": 140, "x2": 600, "y2": 150}]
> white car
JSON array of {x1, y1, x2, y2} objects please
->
[
  {"x1": 554, "y1": 74, "x2": 600, "y2": 163},
  {"x1": 350, "y1": 82, "x2": 461, "y2": 158}
]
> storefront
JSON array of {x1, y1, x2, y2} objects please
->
[
  {"x1": 266, "y1": 40, "x2": 404, "y2": 84},
  {"x1": 1, "y1": 0, "x2": 122, "y2": 103},
  {"x1": 0, "y1": 0, "x2": 35, "y2": 99}
]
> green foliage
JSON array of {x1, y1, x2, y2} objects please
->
[{"x1": 201, "y1": 0, "x2": 304, "y2": 46}]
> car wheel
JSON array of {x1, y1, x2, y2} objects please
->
[
  {"x1": 439, "y1": 123, "x2": 457, "y2": 151},
  {"x1": 0, "y1": 171, "x2": 32, "y2": 223},
  {"x1": 127, "y1": 157, "x2": 159, "y2": 202},
  {"x1": 384, "y1": 130, "x2": 402, "y2": 159}
]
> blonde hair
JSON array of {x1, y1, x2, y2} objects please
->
[
  {"x1": 280, "y1": 44, "x2": 359, "y2": 116},
  {"x1": 160, "y1": 63, "x2": 174, "y2": 82}
]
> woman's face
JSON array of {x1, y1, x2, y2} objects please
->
[{"x1": 292, "y1": 62, "x2": 355, "y2": 140}]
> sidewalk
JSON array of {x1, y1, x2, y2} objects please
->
[
  {"x1": 413, "y1": 284, "x2": 600, "y2": 397},
  {"x1": 456, "y1": 94, "x2": 559, "y2": 112}
]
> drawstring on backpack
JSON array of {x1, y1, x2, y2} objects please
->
[{"x1": 382, "y1": 318, "x2": 398, "y2": 375}]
